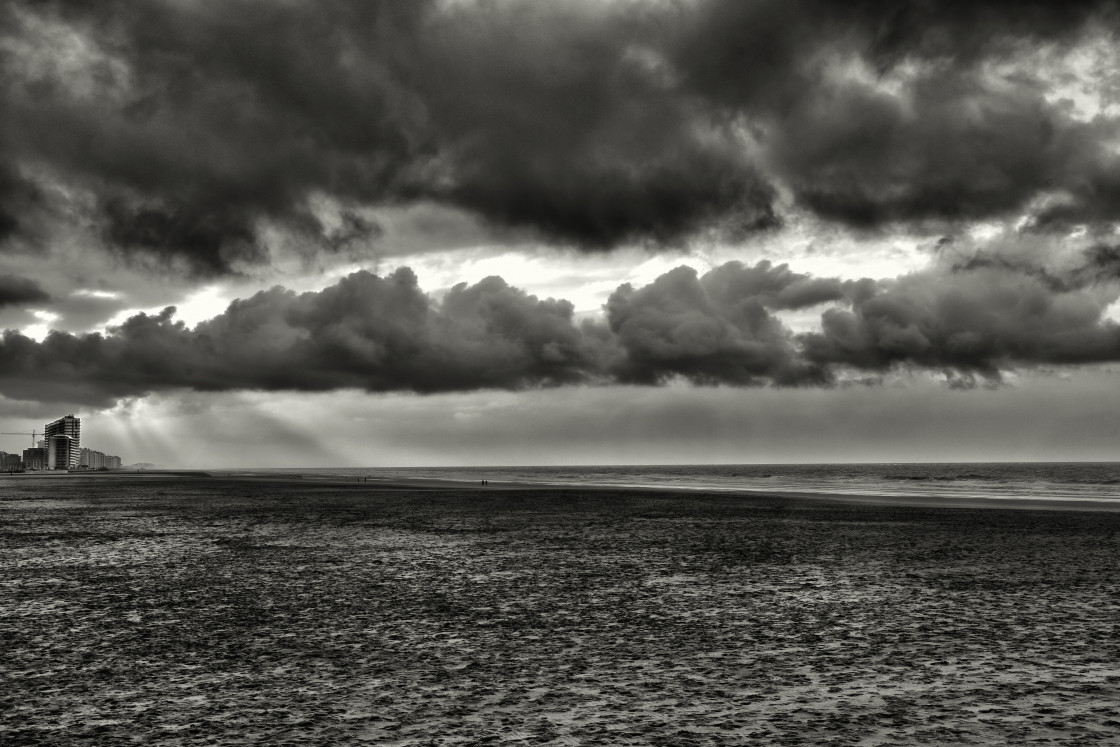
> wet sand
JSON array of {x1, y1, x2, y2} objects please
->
[{"x1": 2, "y1": 474, "x2": 1120, "y2": 745}]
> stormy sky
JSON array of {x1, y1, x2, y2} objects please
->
[{"x1": 3, "y1": 0, "x2": 1120, "y2": 466}]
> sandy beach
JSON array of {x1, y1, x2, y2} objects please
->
[{"x1": 2, "y1": 474, "x2": 1119, "y2": 745}]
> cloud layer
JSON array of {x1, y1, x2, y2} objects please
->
[
  {"x1": 4, "y1": 251, "x2": 1120, "y2": 406},
  {"x1": 2, "y1": 0, "x2": 1120, "y2": 273}
]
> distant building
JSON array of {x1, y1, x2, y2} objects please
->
[
  {"x1": 80, "y1": 447, "x2": 100, "y2": 469},
  {"x1": 23, "y1": 447, "x2": 46, "y2": 471},
  {"x1": 78, "y1": 446, "x2": 123, "y2": 470},
  {"x1": 44, "y1": 415, "x2": 81, "y2": 470},
  {"x1": 0, "y1": 451, "x2": 22, "y2": 471}
]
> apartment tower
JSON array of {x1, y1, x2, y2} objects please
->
[{"x1": 44, "y1": 414, "x2": 81, "y2": 470}]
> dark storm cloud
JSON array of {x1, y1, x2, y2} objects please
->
[
  {"x1": 666, "y1": 0, "x2": 1120, "y2": 227},
  {"x1": 768, "y1": 72, "x2": 1087, "y2": 227},
  {"x1": 1, "y1": 0, "x2": 434, "y2": 274},
  {"x1": 699, "y1": 4, "x2": 1116, "y2": 227},
  {"x1": 0, "y1": 275, "x2": 49, "y2": 307},
  {"x1": 0, "y1": 0, "x2": 776, "y2": 271},
  {"x1": 3, "y1": 255, "x2": 1120, "y2": 405},
  {"x1": 410, "y1": 1, "x2": 782, "y2": 246},
  {"x1": 3, "y1": 0, "x2": 1120, "y2": 273},
  {"x1": 620, "y1": 0, "x2": 1120, "y2": 230},
  {"x1": 1081, "y1": 243, "x2": 1120, "y2": 282},
  {"x1": 834, "y1": 0, "x2": 1116, "y2": 64},
  {"x1": 672, "y1": 0, "x2": 1118, "y2": 107},
  {"x1": 0, "y1": 164, "x2": 44, "y2": 243},
  {"x1": 101, "y1": 200, "x2": 264, "y2": 276}
]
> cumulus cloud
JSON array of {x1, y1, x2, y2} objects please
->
[
  {"x1": 5, "y1": 250, "x2": 1120, "y2": 406},
  {"x1": 801, "y1": 245, "x2": 1120, "y2": 381},
  {"x1": 0, "y1": 268, "x2": 614, "y2": 406},
  {"x1": 3, "y1": 0, "x2": 1120, "y2": 275},
  {"x1": 604, "y1": 262, "x2": 834, "y2": 386}
]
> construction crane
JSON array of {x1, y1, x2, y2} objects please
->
[{"x1": 1, "y1": 430, "x2": 39, "y2": 448}]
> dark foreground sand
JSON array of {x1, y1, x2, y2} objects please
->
[{"x1": 2, "y1": 475, "x2": 1119, "y2": 745}]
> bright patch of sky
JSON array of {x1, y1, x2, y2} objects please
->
[
  {"x1": 22, "y1": 310, "x2": 61, "y2": 342},
  {"x1": 78, "y1": 218, "x2": 938, "y2": 335},
  {"x1": 72, "y1": 289, "x2": 121, "y2": 300},
  {"x1": 1103, "y1": 296, "x2": 1120, "y2": 325}
]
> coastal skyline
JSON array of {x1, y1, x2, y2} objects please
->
[{"x1": 3, "y1": 1, "x2": 1120, "y2": 467}]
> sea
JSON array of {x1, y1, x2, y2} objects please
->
[{"x1": 220, "y1": 462, "x2": 1120, "y2": 504}]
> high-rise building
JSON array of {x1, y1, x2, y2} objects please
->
[
  {"x1": 0, "y1": 451, "x2": 22, "y2": 471},
  {"x1": 47, "y1": 435, "x2": 73, "y2": 471},
  {"x1": 44, "y1": 415, "x2": 80, "y2": 470}
]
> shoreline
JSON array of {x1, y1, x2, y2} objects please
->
[{"x1": 4, "y1": 468, "x2": 1120, "y2": 512}]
